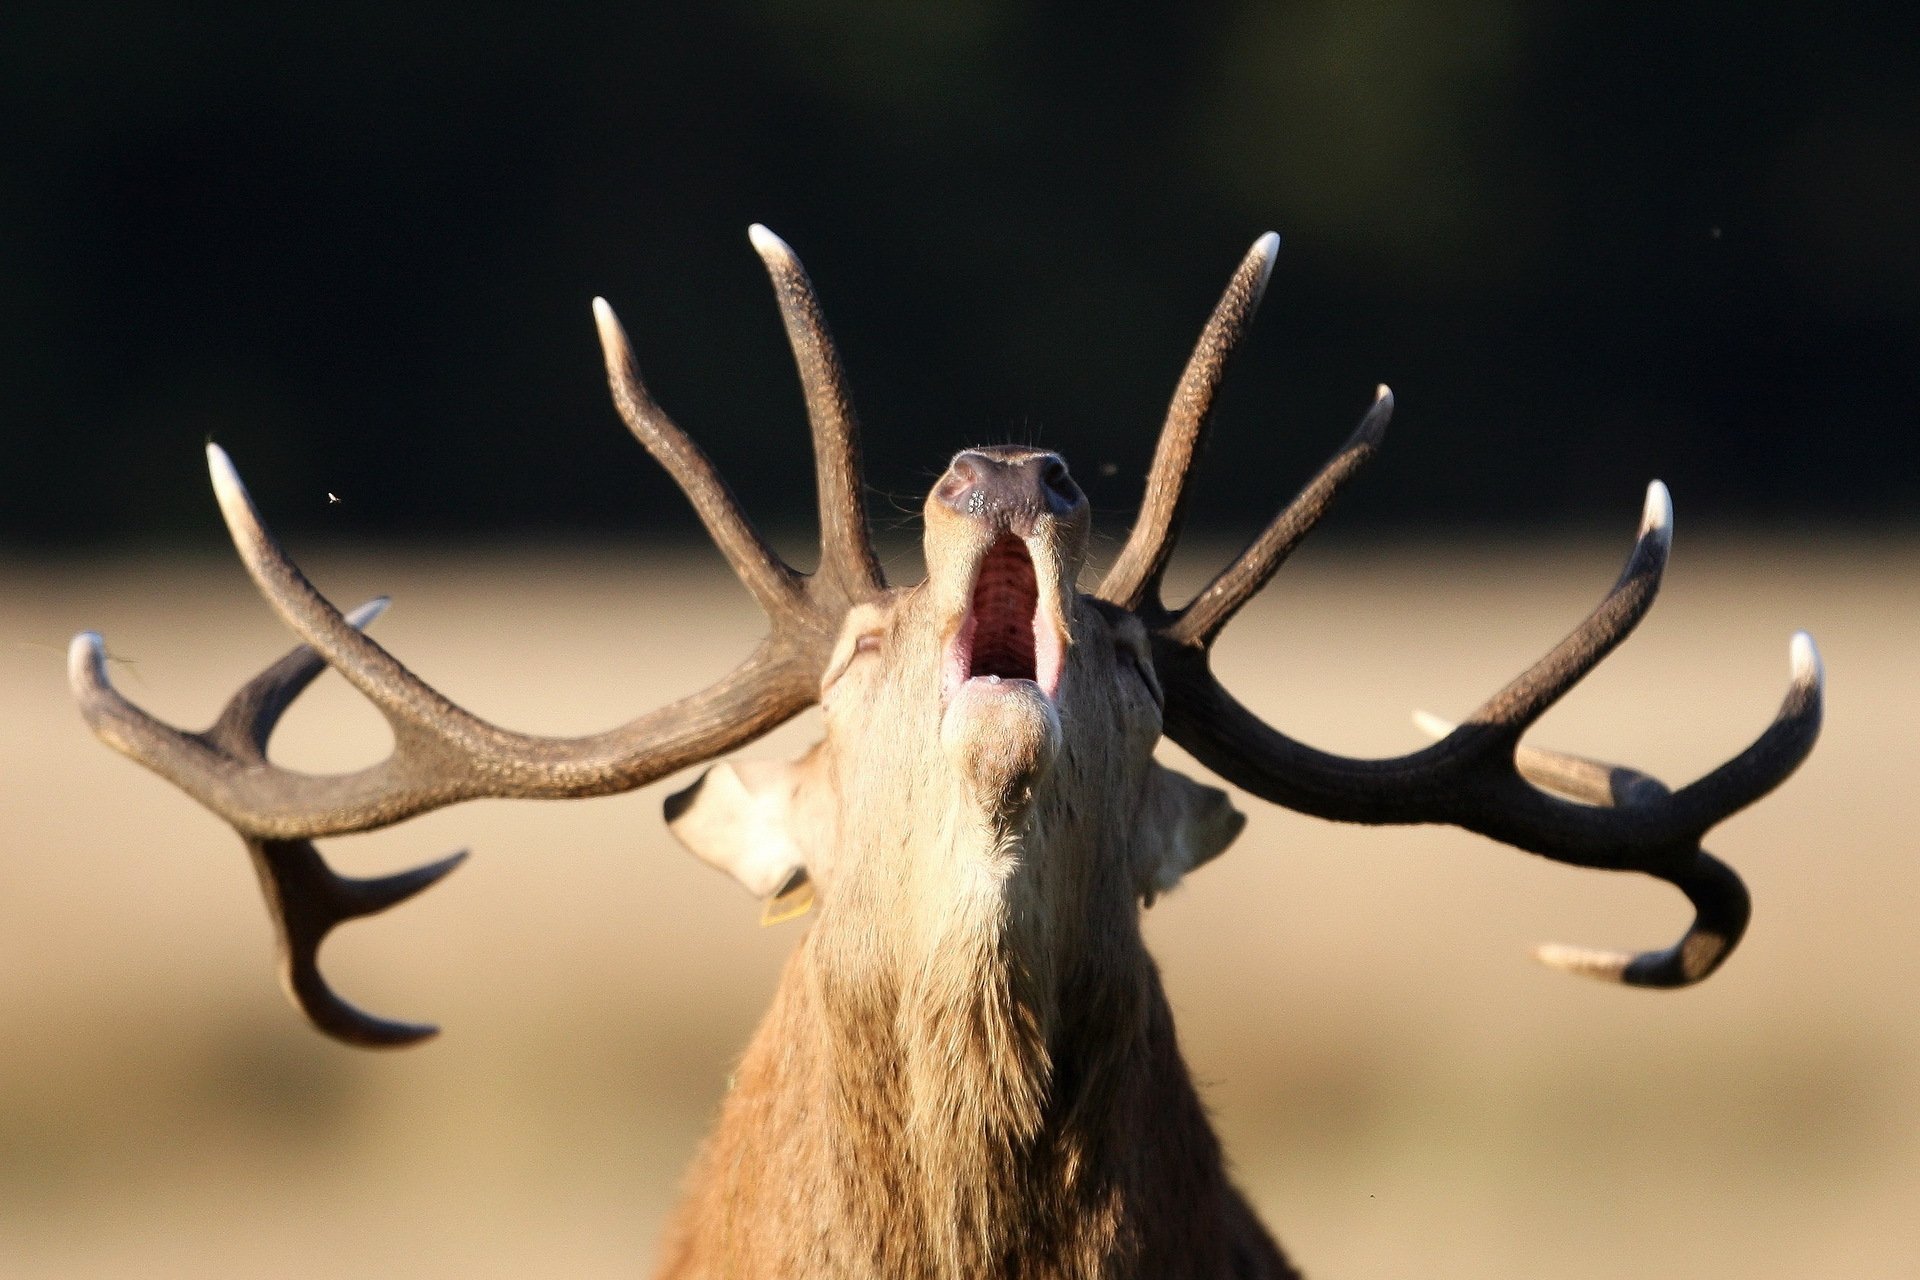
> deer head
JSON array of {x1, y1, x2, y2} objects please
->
[{"x1": 71, "y1": 227, "x2": 1823, "y2": 1055}]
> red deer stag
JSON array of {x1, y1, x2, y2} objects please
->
[{"x1": 71, "y1": 227, "x2": 1823, "y2": 1278}]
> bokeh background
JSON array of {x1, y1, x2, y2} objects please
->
[
  {"x1": 3, "y1": 2, "x2": 1916, "y2": 1276},
  {"x1": 6, "y1": 0, "x2": 1918, "y2": 546}
]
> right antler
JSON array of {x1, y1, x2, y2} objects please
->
[
  {"x1": 1105, "y1": 234, "x2": 1824, "y2": 989},
  {"x1": 71, "y1": 226, "x2": 881, "y2": 1045}
]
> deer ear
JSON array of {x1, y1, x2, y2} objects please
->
[
  {"x1": 665, "y1": 751, "x2": 830, "y2": 902},
  {"x1": 1137, "y1": 763, "x2": 1246, "y2": 905}
]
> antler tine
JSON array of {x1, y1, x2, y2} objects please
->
[
  {"x1": 1410, "y1": 711, "x2": 1746, "y2": 988},
  {"x1": 251, "y1": 836, "x2": 468, "y2": 1046},
  {"x1": 1444, "y1": 626, "x2": 1821, "y2": 840},
  {"x1": 71, "y1": 629, "x2": 227, "y2": 790},
  {"x1": 208, "y1": 596, "x2": 390, "y2": 753},
  {"x1": 748, "y1": 224, "x2": 886, "y2": 605},
  {"x1": 202, "y1": 443, "x2": 817, "y2": 820},
  {"x1": 1457, "y1": 481, "x2": 1673, "y2": 745},
  {"x1": 1167, "y1": 386, "x2": 1392, "y2": 648},
  {"x1": 212, "y1": 599, "x2": 469, "y2": 1043},
  {"x1": 1100, "y1": 232, "x2": 1281, "y2": 612},
  {"x1": 206, "y1": 444, "x2": 510, "y2": 741},
  {"x1": 1411, "y1": 710, "x2": 1672, "y2": 809},
  {"x1": 1664, "y1": 631, "x2": 1825, "y2": 834},
  {"x1": 75, "y1": 601, "x2": 469, "y2": 1044},
  {"x1": 82, "y1": 438, "x2": 825, "y2": 846},
  {"x1": 1535, "y1": 851, "x2": 1750, "y2": 988},
  {"x1": 69, "y1": 590, "x2": 407, "y2": 787},
  {"x1": 592, "y1": 298, "x2": 805, "y2": 626},
  {"x1": 1159, "y1": 466, "x2": 1825, "y2": 986},
  {"x1": 75, "y1": 271, "x2": 892, "y2": 1040}
]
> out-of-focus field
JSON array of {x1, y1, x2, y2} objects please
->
[{"x1": 2, "y1": 538, "x2": 1914, "y2": 1278}]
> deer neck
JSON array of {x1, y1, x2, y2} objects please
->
[
  {"x1": 798, "y1": 797, "x2": 1161, "y2": 1269},
  {"x1": 658, "y1": 774, "x2": 1249, "y2": 1279}
]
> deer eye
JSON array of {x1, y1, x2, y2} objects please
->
[{"x1": 821, "y1": 626, "x2": 886, "y2": 699}]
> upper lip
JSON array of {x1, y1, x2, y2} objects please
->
[{"x1": 942, "y1": 532, "x2": 1066, "y2": 703}]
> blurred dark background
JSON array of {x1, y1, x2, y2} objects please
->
[{"x1": 4, "y1": 1, "x2": 1915, "y2": 550}]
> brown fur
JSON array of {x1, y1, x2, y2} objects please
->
[
  {"x1": 655, "y1": 850, "x2": 1295, "y2": 1280},
  {"x1": 655, "y1": 454, "x2": 1297, "y2": 1278}
]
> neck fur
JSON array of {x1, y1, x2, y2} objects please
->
[
  {"x1": 653, "y1": 794, "x2": 1263, "y2": 1280},
  {"x1": 804, "y1": 801, "x2": 1151, "y2": 1275}
]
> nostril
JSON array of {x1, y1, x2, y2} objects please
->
[
  {"x1": 936, "y1": 448, "x2": 1081, "y2": 524},
  {"x1": 1038, "y1": 456, "x2": 1080, "y2": 514},
  {"x1": 936, "y1": 452, "x2": 992, "y2": 511},
  {"x1": 951, "y1": 453, "x2": 991, "y2": 486}
]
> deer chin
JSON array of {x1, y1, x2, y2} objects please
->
[{"x1": 941, "y1": 677, "x2": 1062, "y2": 813}]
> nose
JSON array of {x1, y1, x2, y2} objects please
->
[{"x1": 932, "y1": 447, "x2": 1084, "y2": 534}]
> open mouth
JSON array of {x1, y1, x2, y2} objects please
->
[{"x1": 945, "y1": 534, "x2": 1064, "y2": 702}]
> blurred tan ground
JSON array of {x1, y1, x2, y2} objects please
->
[{"x1": 2, "y1": 536, "x2": 1914, "y2": 1278}]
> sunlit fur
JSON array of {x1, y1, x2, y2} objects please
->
[{"x1": 655, "y1": 453, "x2": 1289, "y2": 1279}]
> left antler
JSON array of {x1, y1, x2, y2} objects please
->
[
  {"x1": 1106, "y1": 235, "x2": 1824, "y2": 987},
  {"x1": 71, "y1": 227, "x2": 880, "y2": 1043}
]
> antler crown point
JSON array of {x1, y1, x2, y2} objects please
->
[
  {"x1": 590, "y1": 296, "x2": 626, "y2": 346},
  {"x1": 1533, "y1": 942, "x2": 1630, "y2": 982},
  {"x1": 1640, "y1": 480, "x2": 1673, "y2": 542},
  {"x1": 1353, "y1": 386, "x2": 1394, "y2": 445},
  {"x1": 344, "y1": 597, "x2": 391, "y2": 630},
  {"x1": 205, "y1": 444, "x2": 251, "y2": 513},
  {"x1": 67, "y1": 631, "x2": 107, "y2": 689},
  {"x1": 1789, "y1": 631, "x2": 1822, "y2": 685},
  {"x1": 747, "y1": 223, "x2": 791, "y2": 259},
  {"x1": 1247, "y1": 232, "x2": 1281, "y2": 297}
]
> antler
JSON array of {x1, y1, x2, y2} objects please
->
[
  {"x1": 1101, "y1": 232, "x2": 1279, "y2": 612},
  {"x1": 71, "y1": 226, "x2": 880, "y2": 1043},
  {"x1": 1110, "y1": 235, "x2": 1824, "y2": 987}
]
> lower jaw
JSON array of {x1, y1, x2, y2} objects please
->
[
  {"x1": 941, "y1": 679, "x2": 1063, "y2": 808},
  {"x1": 942, "y1": 675, "x2": 1057, "y2": 730}
]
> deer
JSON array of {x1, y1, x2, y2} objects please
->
[{"x1": 70, "y1": 226, "x2": 1823, "y2": 1279}]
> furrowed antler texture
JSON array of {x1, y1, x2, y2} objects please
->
[
  {"x1": 71, "y1": 226, "x2": 879, "y2": 1044},
  {"x1": 1106, "y1": 235, "x2": 1824, "y2": 988}
]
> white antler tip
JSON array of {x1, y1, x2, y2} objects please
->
[
  {"x1": 67, "y1": 631, "x2": 107, "y2": 689},
  {"x1": 205, "y1": 443, "x2": 247, "y2": 507},
  {"x1": 203, "y1": 445, "x2": 273, "y2": 557},
  {"x1": 1248, "y1": 232, "x2": 1281, "y2": 294},
  {"x1": 1411, "y1": 709, "x2": 1454, "y2": 741},
  {"x1": 1789, "y1": 631, "x2": 1822, "y2": 686},
  {"x1": 344, "y1": 597, "x2": 391, "y2": 630},
  {"x1": 1534, "y1": 942, "x2": 1631, "y2": 981},
  {"x1": 1640, "y1": 480, "x2": 1673, "y2": 542},
  {"x1": 747, "y1": 223, "x2": 792, "y2": 260},
  {"x1": 590, "y1": 296, "x2": 626, "y2": 344},
  {"x1": 1353, "y1": 384, "x2": 1394, "y2": 444}
]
